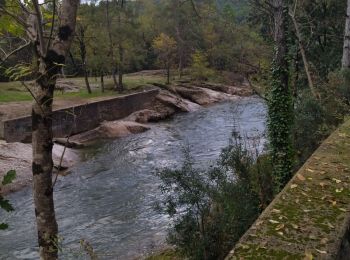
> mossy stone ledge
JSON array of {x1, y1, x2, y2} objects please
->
[{"x1": 226, "y1": 119, "x2": 350, "y2": 259}]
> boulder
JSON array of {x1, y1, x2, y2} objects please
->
[
  {"x1": 197, "y1": 82, "x2": 253, "y2": 96},
  {"x1": 125, "y1": 109, "x2": 164, "y2": 123},
  {"x1": 68, "y1": 120, "x2": 151, "y2": 144},
  {"x1": 172, "y1": 85, "x2": 236, "y2": 105},
  {"x1": 0, "y1": 142, "x2": 80, "y2": 195},
  {"x1": 156, "y1": 90, "x2": 201, "y2": 112}
]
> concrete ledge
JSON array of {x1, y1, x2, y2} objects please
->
[
  {"x1": 226, "y1": 119, "x2": 350, "y2": 259},
  {"x1": 1, "y1": 89, "x2": 159, "y2": 142}
]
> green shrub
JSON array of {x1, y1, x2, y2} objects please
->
[{"x1": 155, "y1": 134, "x2": 272, "y2": 260}]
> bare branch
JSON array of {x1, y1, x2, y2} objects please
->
[
  {"x1": 0, "y1": 41, "x2": 31, "y2": 65},
  {"x1": 46, "y1": 0, "x2": 56, "y2": 52},
  {"x1": 20, "y1": 81, "x2": 46, "y2": 116},
  {"x1": 32, "y1": 0, "x2": 46, "y2": 56}
]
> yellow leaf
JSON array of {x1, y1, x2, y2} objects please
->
[
  {"x1": 315, "y1": 249, "x2": 327, "y2": 254},
  {"x1": 297, "y1": 173, "x2": 306, "y2": 181},
  {"x1": 272, "y1": 209, "x2": 281, "y2": 214},
  {"x1": 332, "y1": 178, "x2": 342, "y2": 184},
  {"x1": 291, "y1": 184, "x2": 298, "y2": 189},
  {"x1": 269, "y1": 219, "x2": 280, "y2": 224},
  {"x1": 326, "y1": 222, "x2": 334, "y2": 229},
  {"x1": 339, "y1": 208, "x2": 347, "y2": 212},
  {"x1": 336, "y1": 188, "x2": 344, "y2": 193},
  {"x1": 306, "y1": 168, "x2": 315, "y2": 173},
  {"x1": 241, "y1": 244, "x2": 250, "y2": 250},
  {"x1": 275, "y1": 224, "x2": 285, "y2": 231},
  {"x1": 291, "y1": 223, "x2": 298, "y2": 229},
  {"x1": 277, "y1": 231, "x2": 284, "y2": 236}
]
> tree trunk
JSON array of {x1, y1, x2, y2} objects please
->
[
  {"x1": 32, "y1": 70, "x2": 58, "y2": 260},
  {"x1": 105, "y1": 0, "x2": 118, "y2": 91},
  {"x1": 28, "y1": 0, "x2": 79, "y2": 259},
  {"x1": 274, "y1": 0, "x2": 288, "y2": 86},
  {"x1": 84, "y1": 67, "x2": 92, "y2": 94},
  {"x1": 112, "y1": 68, "x2": 118, "y2": 90},
  {"x1": 268, "y1": 0, "x2": 294, "y2": 191},
  {"x1": 117, "y1": 43, "x2": 124, "y2": 92},
  {"x1": 77, "y1": 24, "x2": 91, "y2": 94},
  {"x1": 289, "y1": 9, "x2": 319, "y2": 99},
  {"x1": 101, "y1": 72, "x2": 105, "y2": 93},
  {"x1": 166, "y1": 65, "x2": 170, "y2": 84},
  {"x1": 342, "y1": 0, "x2": 350, "y2": 69}
]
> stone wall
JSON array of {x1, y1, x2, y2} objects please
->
[
  {"x1": 226, "y1": 119, "x2": 350, "y2": 259},
  {"x1": 1, "y1": 89, "x2": 159, "y2": 143}
]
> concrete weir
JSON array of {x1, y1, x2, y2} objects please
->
[
  {"x1": 0, "y1": 89, "x2": 159, "y2": 143},
  {"x1": 226, "y1": 119, "x2": 350, "y2": 259}
]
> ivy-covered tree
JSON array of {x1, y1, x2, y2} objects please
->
[{"x1": 268, "y1": 0, "x2": 294, "y2": 191}]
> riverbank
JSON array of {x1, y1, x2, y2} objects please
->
[{"x1": 0, "y1": 78, "x2": 253, "y2": 195}]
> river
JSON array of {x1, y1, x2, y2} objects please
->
[{"x1": 0, "y1": 97, "x2": 266, "y2": 259}]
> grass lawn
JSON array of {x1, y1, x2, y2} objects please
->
[{"x1": 0, "y1": 72, "x2": 167, "y2": 103}]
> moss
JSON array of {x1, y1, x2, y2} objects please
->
[
  {"x1": 229, "y1": 119, "x2": 350, "y2": 259},
  {"x1": 145, "y1": 249, "x2": 182, "y2": 260}
]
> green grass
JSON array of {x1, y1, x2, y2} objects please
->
[{"x1": 0, "y1": 73, "x2": 167, "y2": 103}]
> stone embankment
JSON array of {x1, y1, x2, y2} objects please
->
[
  {"x1": 226, "y1": 119, "x2": 350, "y2": 259},
  {"x1": 0, "y1": 80, "x2": 253, "y2": 194}
]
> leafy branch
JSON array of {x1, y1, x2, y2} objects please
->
[{"x1": 0, "y1": 170, "x2": 16, "y2": 230}]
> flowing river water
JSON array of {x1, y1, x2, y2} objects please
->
[{"x1": 0, "y1": 97, "x2": 267, "y2": 260}]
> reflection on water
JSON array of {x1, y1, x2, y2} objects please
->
[{"x1": 0, "y1": 97, "x2": 266, "y2": 259}]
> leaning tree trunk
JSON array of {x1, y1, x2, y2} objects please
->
[
  {"x1": 28, "y1": 0, "x2": 79, "y2": 258},
  {"x1": 342, "y1": 0, "x2": 350, "y2": 69},
  {"x1": 289, "y1": 10, "x2": 319, "y2": 99}
]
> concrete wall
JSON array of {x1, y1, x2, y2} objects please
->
[
  {"x1": 1, "y1": 89, "x2": 159, "y2": 143},
  {"x1": 226, "y1": 119, "x2": 350, "y2": 259}
]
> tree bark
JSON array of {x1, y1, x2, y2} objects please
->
[
  {"x1": 166, "y1": 64, "x2": 170, "y2": 84},
  {"x1": 273, "y1": 0, "x2": 288, "y2": 88},
  {"x1": 117, "y1": 43, "x2": 124, "y2": 91},
  {"x1": 101, "y1": 72, "x2": 105, "y2": 93},
  {"x1": 84, "y1": 68, "x2": 92, "y2": 94},
  {"x1": 112, "y1": 68, "x2": 118, "y2": 90},
  {"x1": 343, "y1": 0, "x2": 350, "y2": 69},
  {"x1": 77, "y1": 24, "x2": 92, "y2": 94},
  {"x1": 116, "y1": 4, "x2": 124, "y2": 92},
  {"x1": 289, "y1": 5, "x2": 319, "y2": 99},
  {"x1": 105, "y1": 0, "x2": 118, "y2": 91},
  {"x1": 269, "y1": 0, "x2": 294, "y2": 190},
  {"x1": 28, "y1": 0, "x2": 79, "y2": 259}
]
